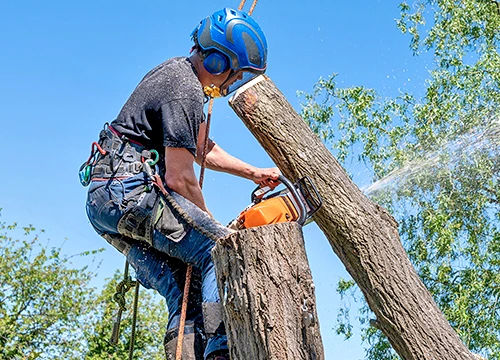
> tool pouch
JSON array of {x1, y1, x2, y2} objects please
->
[
  {"x1": 117, "y1": 188, "x2": 189, "y2": 245},
  {"x1": 117, "y1": 188, "x2": 158, "y2": 245},
  {"x1": 154, "y1": 196, "x2": 189, "y2": 243}
]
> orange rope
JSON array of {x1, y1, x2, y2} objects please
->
[
  {"x1": 198, "y1": 97, "x2": 214, "y2": 188},
  {"x1": 176, "y1": 0, "x2": 259, "y2": 355},
  {"x1": 175, "y1": 98, "x2": 213, "y2": 360},
  {"x1": 248, "y1": 0, "x2": 258, "y2": 15},
  {"x1": 175, "y1": 265, "x2": 193, "y2": 360},
  {"x1": 238, "y1": 0, "x2": 259, "y2": 15}
]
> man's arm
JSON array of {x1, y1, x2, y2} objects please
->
[
  {"x1": 195, "y1": 122, "x2": 280, "y2": 188},
  {"x1": 164, "y1": 122, "x2": 280, "y2": 213},
  {"x1": 164, "y1": 147, "x2": 209, "y2": 212}
]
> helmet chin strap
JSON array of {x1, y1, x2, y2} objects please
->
[{"x1": 204, "y1": 67, "x2": 236, "y2": 98}]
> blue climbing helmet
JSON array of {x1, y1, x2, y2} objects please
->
[{"x1": 191, "y1": 7, "x2": 268, "y2": 96}]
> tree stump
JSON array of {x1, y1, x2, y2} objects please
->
[{"x1": 212, "y1": 222, "x2": 324, "y2": 360}]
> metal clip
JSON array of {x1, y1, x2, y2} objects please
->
[
  {"x1": 301, "y1": 299, "x2": 315, "y2": 328},
  {"x1": 142, "y1": 161, "x2": 154, "y2": 180}
]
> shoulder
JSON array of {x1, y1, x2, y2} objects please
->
[{"x1": 142, "y1": 57, "x2": 204, "y2": 104}]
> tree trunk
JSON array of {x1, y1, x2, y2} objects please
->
[
  {"x1": 226, "y1": 75, "x2": 476, "y2": 360},
  {"x1": 212, "y1": 222, "x2": 324, "y2": 360}
]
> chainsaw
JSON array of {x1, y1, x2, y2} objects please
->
[{"x1": 229, "y1": 175, "x2": 322, "y2": 230}]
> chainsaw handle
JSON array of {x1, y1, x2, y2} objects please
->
[
  {"x1": 251, "y1": 180, "x2": 277, "y2": 203},
  {"x1": 277, "y1": 175, "x2": 307, "y2": 226},
  {"x1": 251, "y1": 175, "x2": 307, "y2": 226}
]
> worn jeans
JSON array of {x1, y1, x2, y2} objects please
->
[{"x1": 86, "y1": 173, "x2": 230, "y2": 357}]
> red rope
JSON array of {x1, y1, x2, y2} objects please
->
[
  {"x1": 176, "y1": 0, "x2": 260, "y2": 353},
  {"x1": 175, "y1": 265, "x2": 193, "y2": 360},
  {"x1": 198, "y1": 98, "x2": 214, "y2": 189},
  {"x1": 176, "y1": 97, "x2": 213, "y2": 360},
  {"x1": 238, "y1": 0, "x2": 259, "y2": 15},
  {"x1": 86, "y1": 142, "x2": 106, "y2": 164}
]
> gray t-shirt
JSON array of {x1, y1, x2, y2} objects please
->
[{"x1": 111, "y1": 57, "x2": 205, "y2": 157}]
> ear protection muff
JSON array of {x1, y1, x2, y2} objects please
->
[{"x1": 203, "y1": 51, "x2": 229, "y2": 75}]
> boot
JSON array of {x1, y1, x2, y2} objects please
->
[{"x1": 164, "y1": 321, "x2": 205, "y2": 360}]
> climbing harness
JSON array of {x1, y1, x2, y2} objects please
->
[
  {"x1": 82, "y1": 123, "x2": 221, "y2": 359},
  {"x1": 85, "y1": 124, "x2": 226, "y2": 243}
]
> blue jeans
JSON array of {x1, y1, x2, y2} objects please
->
[{"x1": 86, "y1": 173, "x2": 230, "y2": 357}]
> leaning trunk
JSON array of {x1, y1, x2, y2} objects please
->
[{"x1": 225, "y1": 75, "x2": 476, "y2": 360}]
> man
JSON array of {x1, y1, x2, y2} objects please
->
[{"x1": 84, "y1": 7, "x2": 279, "y2": 360}]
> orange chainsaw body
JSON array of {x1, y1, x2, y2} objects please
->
[
  {"x1": 236, "y1": 195, "x2": 299, "y2": 229},
  {"x1": 229, "y1": 175, "x2": 322, "y2": 230}
]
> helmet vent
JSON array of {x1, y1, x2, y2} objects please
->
[
  {"x1": 242, "y1": 32, "x2": 261, "y2": 66},
  {"x1": 218, "y1": 15, "x2": 223, "y2": 22}
]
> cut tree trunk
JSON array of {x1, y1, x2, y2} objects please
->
[
  {"x1": 212, "y1": 222, "x2": 324, "y2": 360},
  {"x1": 225, "y1": 75, "x2": 476, "y2": 360}
]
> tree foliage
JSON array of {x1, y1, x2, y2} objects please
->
[
  {"x1": 300, "y1": 1, "x2": 499, "y2": 359},
  {"x1": 0, "y1": 212, "x2": 168, "y2": 359},
  {"x1": 0, "y1": 215, "x2": 101, "y2": 359},
  {"x1": 84, "y1": 270, "x2": 168, "y2": 360}
]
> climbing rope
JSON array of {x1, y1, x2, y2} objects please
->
[
  {"x1": 238, "y1": 0, "x2": 259, "y2": 14},
  {"x1": 110, "y1": 261, "x2": 140, "y2": 360},
  {"x1": 198, "y1": 97, "x2": 214, "y2": 188},
  {"x1": 175, "y1": 2, "x2": 260, "y2": 356},
  {"x1": 129, "y1": 280, "x2": 140, "y2": 360},
  {"x1": 175, "y1": 96, "x2": 213, "y2": 360},
  {"x1": 175, "y1": 263, "x2": 194, "y2": 360}
]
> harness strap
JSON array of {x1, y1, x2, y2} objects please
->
[{"x1": 90, "y1": 126, "x2": 153, "y2": 180}]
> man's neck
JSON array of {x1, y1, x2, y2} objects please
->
[{"x1": 189, "y1": 53, "x2": 209, "y2": 87}]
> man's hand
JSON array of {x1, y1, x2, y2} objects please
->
[{"x1": 251, "y1": 167, "x2": 281, "y2": 189}]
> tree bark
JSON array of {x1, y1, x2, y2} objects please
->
[
  {"x1": 226, "y1": 75, "x2": 476, "y2": 360},
  {"x1": 212, "y1": 222, "x2": 324, "y2": 360}
]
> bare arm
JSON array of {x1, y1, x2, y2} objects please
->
[
  {"x1": 164, "y1": 122, "x2": 279, "y2": 213},
  {"x1": 196, "y1": 122, "x2": 280, "y2": 188},
  {"x1": 164, "y1": 147, "x2": 208, "y2": 212}
]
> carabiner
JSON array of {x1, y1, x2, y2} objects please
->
[{"x1": 147, "y1": 149, "x2": 159, "y2": 166}]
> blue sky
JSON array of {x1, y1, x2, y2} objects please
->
[{"x1": 0, "y1": 1, "x2": 431, "y2": 358}]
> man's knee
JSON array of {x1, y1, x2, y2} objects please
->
[{"x1": 164, "y1": 321, "x2": 205, "y2": 360}]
